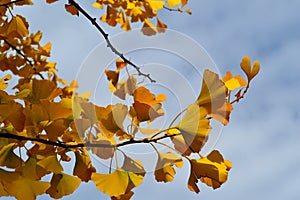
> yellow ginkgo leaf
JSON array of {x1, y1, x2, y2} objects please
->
[
  {"x1": 37, "y1": 155, "x2": 63, "y2": 173},
  {"x1": 147, "y1": 0, "x2": 165, "y2": 10},
  {"x1": 168, "y1": 0, "x2": 181, "y2": 7},
  {"x1": 188, "y1": 150, "x2": 232, "y2": 193},
  {"x1": 222, "y1": 71, "x2": 247, "y2": 91},
  {"x1": 154, "y1": 152, "x2": 183, "y2": 182},
  {"x1": 46, "y1": 172, "x2": 81, "y2": 199},
  {"x1": 17, "y1": 156, "x2": 47, "y2": 180},
  {"x1": 174, "y1": 104, "x2": 211, "y2": 154},
  {"x1": 7, "y1": 15, "x2": 29, "y2": 38},
  {"x1": 196, "y1": 70, "x2": 227, "y2": 114},
  {"x1": 5, "y1": 175, "x2": 50, "y2": 200},
  {"x1": 92, "y1": 169, "x2": 144, "y2": 198},
  {"x1": 0, "y1": 74, "x2": 11, "y2": 90}
]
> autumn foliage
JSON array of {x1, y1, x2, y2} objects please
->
[{"x1": 0, "y1": 0, "x2": 260, "y2": 199}]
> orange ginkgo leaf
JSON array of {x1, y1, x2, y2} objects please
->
[
  {"x1": 240, "y1": 56, "x2": 260, "y2": 81},
  {"x1": 173, "y1": 104, "x2": 211, "y2": 154},
  {"x1": 222, "y1": 71, "x2": 247, "y2": 91},
  {"x1": 131, "y1": 86, "x2": 166, "y2": 123},
  {"x1": 154, "y1": 152, "x2": 183, "y2": 182},
  {"x1": 73, "y1": 150, "x2": 96, "y2": 182},
  {"x1": 0, "y1": 100, "x2": 25, "y2": 131},
  {"x1": 46, "y1": 172, "x2": 81, "y2": 199},
  {"x1": 188, "y1": 150, "x2": 232, "y2": 193},
  {"x1": 116, "y1": 58, "x2": 128, "y2": 71},
  {"x1": 105, "y1": 69, "x2": 119, "y2": 87},
  {"x1": 46, "y1": 0, "x2": 59, "y2": 3},
  {"x1": 65, "y1": 4, "x2": 79, "y2": 16}
]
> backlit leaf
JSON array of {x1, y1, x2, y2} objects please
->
[
  {"x1": 92, "y1": 169, "x2": 143, "y2": 198},
  {"x1": 168, "y1": 0, "x2": 181, "y2": 7},
  {"x1": 188, "y1": 150, "x2": 232, "y2": 193},
  {"x1": 154, "y1": 152, "x2": 183, "y2": 182},
  {"x1": 46, "y1": 172, "x2": 81, "y2": 199},
  {"x1": 174, "y1": 104, "x2": 211, "y2": 154}
]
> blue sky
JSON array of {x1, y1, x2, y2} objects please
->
[{"x1": 10, "y1": 0, "x2": 300, "y2": 199}]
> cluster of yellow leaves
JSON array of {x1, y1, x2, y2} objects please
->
[
  {"x1": 0, "y1": 1, "x2": 261, "y2": 199},
  {"x1": 91, "y1": 0, "x2": 191, "y2": 35}
]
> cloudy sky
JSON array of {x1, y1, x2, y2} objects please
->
[{"x1": 10, "y1": 0, "x2": 300, "y2": 199}]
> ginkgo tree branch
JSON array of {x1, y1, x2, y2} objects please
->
[
  {"x1": 0, "y1": 131, "x2": 180, "y2": 149},
  {"x1": 68, "y1": 0, "x2": 156, "y2": 83},
  {"x1": 0, "y1": 0, "x2": 23, "y2": 7},
  {"x1": 3, "y1": 38, "x2": 45, "y2": 80}
]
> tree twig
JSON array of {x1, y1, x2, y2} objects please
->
[
  {"x1": 0, "y1": 131, "x2": 180, "y2": 149},
  {"x1": 67, "y1": 0, "x2": 156, "y2": 83},
  {"x1": 3, "y1": 39, "x2": 45, "y2": 79},
  {"x1": 0, "y1": 0, "x2": 23, "y2": 7}
]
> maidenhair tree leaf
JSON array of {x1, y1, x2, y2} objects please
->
[
  {"x1": 154, "y1": 152, "x2": 183, "y2": 182},
  {"x1": 73, "y1": 150, "x2": 96, "y2": 182},
  {"x1": 46, "y1": 172, "x2": 81, "y2": 199},
  {"x1": 92, "y1": 169, "x2": 144, "y2": 198},
  {"x1": 174, "y1": 104, "x2": 211, "y2": 154},
  {"x1": 188, "y1": 150, "x2": 232, "y2": 193}
]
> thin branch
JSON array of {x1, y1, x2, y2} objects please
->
[
  {"x1": 163, "y1": 5, "x2": 183, "y2": 13},
  {"x1": 3, "y1": 39, "x2": 45, "y2": 79},
  {"x1": 68, "y1": 0, "x2": 156, "y2": 83},
  {"x1": 230, "y1": 84, "x2": 249, "y2": 104},
  {"x1": 0, "y1": 0, "x2": 23, "y2": 7},
  {"x1": 0, "y1": 131, "x2": 181, "y2": 149}
]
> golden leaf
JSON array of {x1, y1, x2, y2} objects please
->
[
  {"x1": 92, "y1": 169, "x2": 143, "y2": 198},
  {"x1": 5, "y1": 175, "x2": 50, "y2": 200},
  {"x1": 0, "y1": 74, "x2": 11, "y2": 90},
  {"x1": 174, "y1": 104, "x2": 211, "y2": 154},
  {"x1": 7, "y1": 15, "x2": 29, "y2": 38},
  {"x1": 168, "y1": 0, "x2": 181, "y2": 7},
  {"x1": 154, "y1": 152, "x2": 183, "y2": 182},
  {"x1": 46, "y1": 172, "x2": 81, "y2": 199},
  {"x1": 188, "y1": 150, "x2": 232, "y2": 193},
  {"x1": 240, "y1": 56, "x2": 260, "y2": 81},
  {"x1": 0, "y1": 101, "x2": 25, "y2": 131},
  {"x1": 37, "y1": 155, "x2": 63, "y2": 173},
  {"x1": 222, "y1": 71, "x2": 247, "y2": 91}
]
